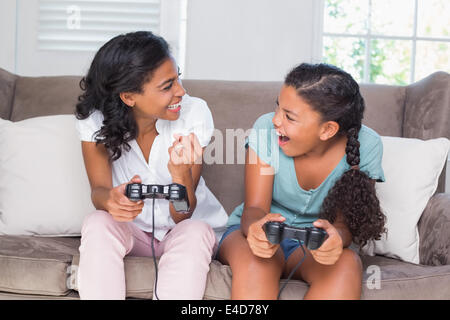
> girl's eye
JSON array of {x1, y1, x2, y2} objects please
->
[
  {"x1": 163, "y1": 82, "x2": 173, "y2": 91},
  {"x1": 285, "y1": 113, "x2": 294, "y2": 121}
]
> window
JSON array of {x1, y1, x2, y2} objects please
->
[
  {"x1": 37, "y1": 0, "x2": 187, "y2": 70},
  {"x1": 321, "y1": 0, "x2": 450, "y2": 85},
  {"x1": 38, "y1": 0, "x2": 161, "y2": 51}
]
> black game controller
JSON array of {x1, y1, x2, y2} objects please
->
[
  {"x1": 125, "y1": 183, "x2": 190, "y2": 213},
  {"x1": 263, "y1": 221, "x2": 327, "y2": 250}
]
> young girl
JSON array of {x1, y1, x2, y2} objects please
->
[
  {"x1": 217, "y1": 63, "x2": 387, "y2": 300},
  {"x1": 75, "y1": 31, "x2": 228, "y2": 300}
]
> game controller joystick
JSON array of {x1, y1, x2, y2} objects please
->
[
  {"x1": 263, "y1": 221, "x2": 327, "y2": 250},
  {"x1": 125, "y1": 183, "x2": 190, "y2": 213}
]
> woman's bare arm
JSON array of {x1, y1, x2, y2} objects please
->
[{"x1": 81, "y1": 141, "x2": 143, "y2": 221}]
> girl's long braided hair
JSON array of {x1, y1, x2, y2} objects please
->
[{"x1": 285, "y1": 63, "x2": 386, "y2": 249}]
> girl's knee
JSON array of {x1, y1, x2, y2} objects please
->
[
  {"x1": 339, "y1": 248, "x2": 363, "y2": 273},
  {"x1": 231, "y1": 248, "x2": 284, "y2": 277}
]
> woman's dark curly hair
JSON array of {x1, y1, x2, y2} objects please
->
[
  {"x1": 75, "y1": 31, "x2": 171, "y2": 161},
  {"x1": 285, "y1": 63, "x2": 387, "y2": 249}
]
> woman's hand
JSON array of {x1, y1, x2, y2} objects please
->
[
  {"x1": 167, "y1": 133, "x2": 203, "y2": 181},
  {"x1": 309, "y1": 219, "x2": 344, "y2": 265},
  {"x1": 247, "y1": 213, "x2": 286, "y2": 258},
  {"x1": 104, "y1": 175, "x2": 145, "y2": 222}
]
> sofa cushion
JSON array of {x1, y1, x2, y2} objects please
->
[
  {"x1": 359, "y1": 255, "x2": 450, "y2": 300},
  {"x1": 0, "y1": 236, "x2": 80, "y2": 296},
  {"x1": 71, "y1": 254, "x2": 450, "y2": 300},
  {"x1": 1, "y1": 235, "x2": 449, "y2": 299},
  {"x1": 362, "y1": 136, "x2": 450, "y2": 264},
  {"x1": 0, "y1": 115, "x2": 94, "y2": 236},
  {"x1": 70, "y1": 245, "x2": 450, "y2": 300}
]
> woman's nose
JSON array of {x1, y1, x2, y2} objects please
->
[{"x1": 175, "y1": 79, "x2": 186, "y2": 97}]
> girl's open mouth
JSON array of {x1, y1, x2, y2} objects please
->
[{"x1": 276, "y1": 131, "x2": 290, "y2": 146}]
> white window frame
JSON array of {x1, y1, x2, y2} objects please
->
[{"x1": 315, "y1": 0, "x2": 450, "y2": 84}]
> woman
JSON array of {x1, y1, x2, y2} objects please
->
[{"x1": 75, "y1": 31, "x2": 228, "y2": 300}]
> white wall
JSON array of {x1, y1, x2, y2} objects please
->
[
  {"x1": 0, "y1": 0, "x2": 322, "y2": 80},
  {"x1": 184, "y1": 0, "x2": 322, "y2": 81},
  {"x1": 0, "y1": 0, "x2": 17, "y2": 73}
]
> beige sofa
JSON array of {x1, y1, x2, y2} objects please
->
[{"x1": 0, "y1": 68, "x2": 449, "y2": 300}]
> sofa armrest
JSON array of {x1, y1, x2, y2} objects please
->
[
  {"x1": 418, "y1": 193, "x2": 450, "y2": 266},
  {"x1": 0, "y1": 68, "x2": 18, "y2": 120},
  {"x1": 403, "y1": 71, "x2": 450, "y2": 194}
]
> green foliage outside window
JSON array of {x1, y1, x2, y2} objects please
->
[{"x1": 322, "y1": 0, "x2": 449, "y2": 85}]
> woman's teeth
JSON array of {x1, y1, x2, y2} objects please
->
[{"x1": 168, "y1": 103, "x2": 181, "y2": 110}]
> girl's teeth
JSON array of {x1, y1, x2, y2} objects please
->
[{"x1": 276, "y1": 131, "x2": 287, "y2": 139}]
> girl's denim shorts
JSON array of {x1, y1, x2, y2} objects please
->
[{"x1": 217, "y1": 224, "x2": 301, "y2": 260}]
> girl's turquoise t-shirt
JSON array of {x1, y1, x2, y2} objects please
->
[{"x1": 227, "y1": 112, "x2": 386, "y2": 228}]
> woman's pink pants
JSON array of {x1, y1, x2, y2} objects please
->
[{"x1": 77, "y1": 210, "x2": 217, "y2": 300}]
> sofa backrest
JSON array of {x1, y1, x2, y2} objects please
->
[
  {"x1": 183, "y1": 80, "x2": 410, "y2": 213},
  {"x1": 0, "y1": 68, "x2": 448, "y2": 213},
  {"x1": 182, "y1": 75, "x2": 449, "y2": 212}
]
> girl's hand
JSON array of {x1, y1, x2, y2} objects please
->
[
  {"x1": 247, "y1": 213, "x2": 286, "y2": 258},
  {"x1": 167, "y1": 133, "x2": 202, "y2": 181},
  {"x1": 309, "y1": 219, "x2": 343, "y2": 265},
  {"x1": 105, "y1": 175, "x2": 145, "y2": 222}
]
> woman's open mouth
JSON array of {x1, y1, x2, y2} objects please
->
[{"x1": 167, "y1": 102, "x2": 181, "y2": 113}]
